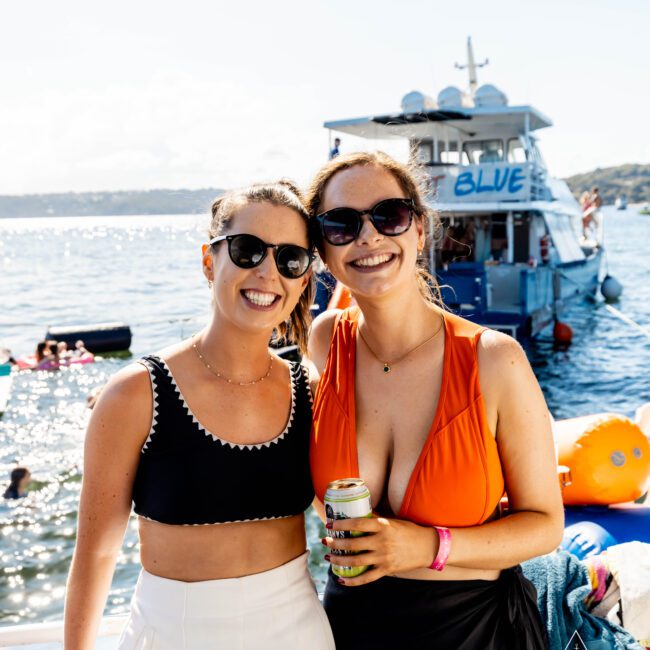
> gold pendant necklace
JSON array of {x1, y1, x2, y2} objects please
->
[
  {"x1": 191, "y1": 333, "x2": 273, "y2": 386},
  {"x1": 357, "y1": 315, "x2": 444, "y2": 373}
]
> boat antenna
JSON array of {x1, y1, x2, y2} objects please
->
[{"x1": 454, "y1": 36, "x2": 488, "y2": 96}]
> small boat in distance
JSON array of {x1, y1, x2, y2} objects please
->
[
  {"x1": 323, "y1": 38, "x2": 605, "y2": 340},
  {"x1": 615, "y1": 196, "x2": 628, "y2": 210}
]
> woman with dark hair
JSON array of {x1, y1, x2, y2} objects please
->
[
  {"x1": 64, "y1": 181, "x2": 334, "y2": 650},
  {"x1": 306, "y1": 152, "x2": 562, "y2": 649},
  {"x1": 3, "y1": 467, "x2": 31, "y2": 499},
  {"x1": 35, "y1": 341, "x2": 49, "y2": 363}
]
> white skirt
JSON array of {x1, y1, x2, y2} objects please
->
[{"x1": 116, "y1": 551, "x2": 335, "y2": 650}]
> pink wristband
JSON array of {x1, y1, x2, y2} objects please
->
[{"x1": 429, "y1": 526, "x2": 451, "y2": 571}]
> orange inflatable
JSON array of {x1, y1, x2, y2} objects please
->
[{"x1": 554, "y1": 413, "x2": 650, "y2": 505}]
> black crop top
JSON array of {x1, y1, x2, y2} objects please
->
[{"x1": 131, "y1": 355, "x2": 315, "y2": 525}]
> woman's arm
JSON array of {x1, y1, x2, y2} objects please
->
[
  {"x1": 324, "y1": 331, "x2": 564, "y2": 585},
  {"x1": 63, "y1": 364, "x2": 152, "y2": 649}
]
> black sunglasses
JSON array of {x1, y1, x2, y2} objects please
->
[
  {"x1": 209, "y1": 233, "x2": 313, "y2": 279},
  {"x1": 312, "y1": 198, "x2": 415, "y2": 246}
]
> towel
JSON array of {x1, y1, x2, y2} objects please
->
[
  {"x1": 602, "y1": 542, "x2": 650, "y2": 646},
  {"x1": 522, "y1": 551, "x2": 642, "y2": 649}
]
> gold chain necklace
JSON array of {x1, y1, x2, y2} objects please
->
[
  {"x1": 191, "y1": 334, "x2": 273, "y2": 386},
  {"x1": 357, "y1": 315, "x2": 444, "y2": 374}
]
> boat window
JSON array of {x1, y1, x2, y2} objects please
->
[
  {"x1": 512, "y1": 213, "x2": 531, "y2": 263},
  {"x1": 438, "y1": 218, "x2": 476, "y2": 265},
  {"x1": 462, "y1": 140, "x2": 504, "y2": 164},
  {"x1": 507, "y1": 138, "x2": 528, "y2": 163},
  {"x1": 490, "y1": 215, "x2": 508, "y2": 261},
  {"x1": 439, "y1": 141, "x2": 461, "y2": 165}
]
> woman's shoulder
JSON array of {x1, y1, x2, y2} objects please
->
[
  {"x1": 443, "y1": 310, "x2": 487, "y2": 340},
  {"x1": 476, "y1": 327, "x2": 531, "y2": 399},
  {"x1": 307, "y1": 308, "x2": 344, "y2": 374},
  {"x1": 98, "y1": 362, "x2": 153, "y2": 410}
]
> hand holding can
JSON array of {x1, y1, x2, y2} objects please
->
[{"x1": 324, "y1": 478, "x2": 373, "y2": 578}]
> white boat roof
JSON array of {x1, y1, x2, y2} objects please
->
[{"x1": 324, "y1": 105, "x2": 552, "y2": 141}]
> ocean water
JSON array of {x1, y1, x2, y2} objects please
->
[{"x1": 1, "y1": 207, "x2": 649, "y2": 626}]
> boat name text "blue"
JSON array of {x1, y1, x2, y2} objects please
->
[{"x1": 454, "y1": 166, "x2": 526, "y2": 196}]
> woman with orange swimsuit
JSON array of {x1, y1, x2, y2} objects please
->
[{"x1": 306, "y1": 152, "x2": 563, "y2": 649}]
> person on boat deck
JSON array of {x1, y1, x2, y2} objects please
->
[
  {"x1": 3, "y1": 467, "x2": 31, "y2": 499},
  {"x1": 580, "y1": 190, "x2": 595, "y2": 237},
  {"x1": 64, "y1": 180, "x2": 335, "y2": 650},
  {"x1": 306, "y1": 151, "x2": 563, "y2": 649},
  {"x1": 479, "y1": 142, "x2": 502, "y2": 163},
  {"x1": 591, "y1": 187, "x2": 603, "y2": 211},
  {"x1": 329, "y1": 137, "x2": 341, "y2": 160}
]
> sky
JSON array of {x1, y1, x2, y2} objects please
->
[{"x1": 1, "y1": 0, "x2": 648, "y2": 195}]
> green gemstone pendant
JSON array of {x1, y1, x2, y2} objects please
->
[{"x1": 383, "y1": 364, "x2": 391, "y2": 373}]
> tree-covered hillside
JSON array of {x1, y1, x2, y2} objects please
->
[{"x1": 564, "y1": 164, "x2": 650, "y2": 204}]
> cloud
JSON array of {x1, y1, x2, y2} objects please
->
[{"x1": 0, "y1": 69, "x2": 323, "y2": 193}]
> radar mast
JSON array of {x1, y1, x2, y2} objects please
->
[{"x1": 455, "y1": 36, "x2": 489, "y2": 97}]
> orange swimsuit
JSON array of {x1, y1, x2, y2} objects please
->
[{"x1": 310, "y1": 307, "x2": 505, "y2": 528}]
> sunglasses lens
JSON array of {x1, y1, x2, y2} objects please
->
[
  {"x1": 373, "y1": 200, "x2": 412, "y2": 235},
  {"x1": 229, "y1": 235, "x2": 266, "y2": 268},
  {"x1": 276, "y1": 245, "x2": 311, "y2": 278},
  {"x1": 322, "y1": 210, "x2": 359, "y2": 245}
]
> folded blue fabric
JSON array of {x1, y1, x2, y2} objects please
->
[{"x1": 522, "y1": 551, "x2": 642, "y2": 650}]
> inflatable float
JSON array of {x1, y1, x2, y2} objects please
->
[
  {"x1": 554, "y1": 409, "x2": 650, "y2": 556},
  {"x1": 15, "y1": 352, "x2": 95, "y2": 371}
]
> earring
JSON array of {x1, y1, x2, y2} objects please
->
[{"x1": 207, "y1": 279, "x2": 213, "y2": 288}]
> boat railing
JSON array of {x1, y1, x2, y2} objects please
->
[{"x1": 427, "y1": 161, "x2": 551, "y2": 204}]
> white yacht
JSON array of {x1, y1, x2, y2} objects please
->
[{"x1": 323, "y1": 38, "x2": 603, "y2": 339}]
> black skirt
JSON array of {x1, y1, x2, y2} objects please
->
[{"x1": 323, "y1": 565, "x2": 547, "y2": 650}]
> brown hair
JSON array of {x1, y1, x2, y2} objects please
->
[
  {"x1": 4, "y1": 467, "x2": 30, "y2": 498},
  {"x1": 303, "y1": 151, "x2": 443, "y2": 306},
  {"x1": 208, "y1": 180, "x2": 313, "y2": 353}
]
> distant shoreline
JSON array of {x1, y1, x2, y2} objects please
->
[
  {"x1": 0, "y1": 188, "x2": 223, "y2": 219},
  {"x1": 1, "y1": 162, "x2": 648, "y2": 218}
]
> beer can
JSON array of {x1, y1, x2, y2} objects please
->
[{"x1": 324, "y1": 478, "x2": 372, "y2": 578}]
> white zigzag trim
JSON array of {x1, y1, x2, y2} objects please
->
[
  {"x1": 138, "y1": 360, "x2": 159, "y2": 453},
  {"x1": 159, "y1": 358, "x2": 297, "y2": 450},
  {"x1": 302, "y1": 364, "x2": 314, "y2": 406},
  {"x1": 137, "y1": 513, "x2": 294, "y2": 526}
]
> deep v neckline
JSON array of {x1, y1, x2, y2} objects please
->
[{"x1": 348, "y1": 313, "x2": 451, "y2": 518}]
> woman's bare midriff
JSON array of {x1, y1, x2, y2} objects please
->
[{"x1": 138, "y1": 513, "x2": 307, "y2": 582}]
